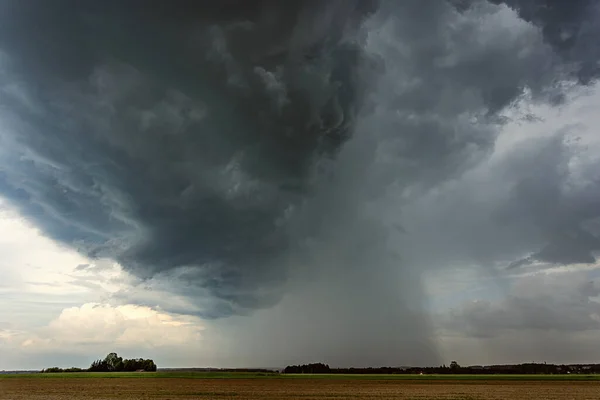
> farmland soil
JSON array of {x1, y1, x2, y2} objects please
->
[{"x1": 1, "y1": 377, "x2": 599, "y2": 399}]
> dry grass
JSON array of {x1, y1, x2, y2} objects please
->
[{"x1": 1, "y1": 377, "x2": 599, "y2": 400}]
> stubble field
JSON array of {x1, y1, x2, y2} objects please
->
[{"x1": 1, "y1": 374, "x2": 599, "y2": 400}]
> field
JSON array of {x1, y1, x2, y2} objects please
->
[{"x1": 1, "y1": 373, "x2": 599, "y2": 399}]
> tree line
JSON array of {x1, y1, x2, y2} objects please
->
[
  {"x1": 283, "y1": 362, "x2": 600, "y2": 375},
  {"x1": 42, "y1": 352, "x2": 157, "y2": 373}
]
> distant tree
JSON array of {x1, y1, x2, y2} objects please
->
[
  {"x1": 144, "y1": 359, "x2": 157, "y2": 372},
  {"x1": 88, "y1": 353, "x2": 157, "y2": 372},
  {"x1": 283, "y1": 363, "x2": 330, "y2": 374},
  {"x1": 450, "y1": 361, "x2": 460, "y2": 370},
  {"x1": 104, "y1": 352, "x2": 124, "y2": 372},
  {"x1": 123, "y1": 359, "x2": 134, "y2": 371},
  {"x1": 42, "y1": 367, "x2": 63, "y2": 373},
  {"x1": 89, "y1": 359, "x2": 109, "y2": 372},
  {"x1": 41, "y1": 367, "x2": 84, "y2": 373}
]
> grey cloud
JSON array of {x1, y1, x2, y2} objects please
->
[
  {"x1": 442, "y1": 272, "x2": 600, "y2": 339},
  {"x1": 507, "y1": 257, "x2": 535, "y2": 270},
  {"x1": 438, "y1": 329, "x2": 600, "y2": 365},
  {"x1": 352, "y1": 2, "x2": 600, "y2": 275},
  {"x1": 0, "y1": 0, "x2": 599, "y2": 366},
  {"x1": 498, "y1": 135, "x2": 600, "y2": 266},
  {"x1": 353, "y1": 0, "x2": 560, "y2": 196},
  {"x1": 381, "y1": 121, "x2": 600, "y2": 277},
  {"x1": 496, "y1": 0, "x2": 600, "y2": 84},
  {"x1": 452, "y1": 1, "x2": 600, "y2": 84},
  {"x1": 0, "y1": 0, "x2": 377, "y2": 318},
  {"x1": 73, "y1": 260, "x2": 118, "y2": 274},
  {"x1": 199, "y1": 1, "x2": 600, "y2": 367}
]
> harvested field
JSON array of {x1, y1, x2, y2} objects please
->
[{"x1": 1, "y1": 376, "x2": 599, "y2": 400}]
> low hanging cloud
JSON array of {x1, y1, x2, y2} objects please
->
[{"x1": 0, "y1": 0, "x2": 599, "y2": 366}]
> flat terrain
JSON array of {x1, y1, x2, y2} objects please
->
[{"x1": 1, "y1": 374, "x2": 599, "y2": 400}]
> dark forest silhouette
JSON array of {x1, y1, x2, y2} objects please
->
[
  {"x1": 283, "y1": 362, "x2": 600, "y2": 375},
  {"x1": 41, "y1": 357, "x2": 600, "y2": 375},
  {"x1": 42, "y1": 353, "x2": 156, "y2": 373}
]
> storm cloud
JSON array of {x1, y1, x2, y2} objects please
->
[
  {"x1": 0, "y1": 0, "x2": 378, "y2": 317},
  {"x1": 0, "y1": 0, "x2": 599, "y2": 365}
]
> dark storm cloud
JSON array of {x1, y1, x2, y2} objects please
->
[
  {"x1": 0, "y1": 0, "x2": 599, "y2": 333},
  {"x1": 0, "y1": 0, "x2": 377, "y2": 317},
  {"x1": 452, "y1": 0, "x2": 600, "y2": 84},
  {"x1": 496, "y1": 0, "x2": 600, "y2": 83},
  {"x1": 354, "y1": 1, "x2": 600, "y2": 275}
]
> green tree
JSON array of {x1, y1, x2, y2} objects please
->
[
  {"x1": 104, "y1": 352, "x2": 124, "y2": 372},
  {"x1": 88, "y1": 353, "x2": 157, "y2": 372}
]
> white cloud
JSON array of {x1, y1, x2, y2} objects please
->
[
  {"x1": 0, "y1": 302, "x2": 212, "y2": 370},
  {"x1": 0, "y1": 201, "x2": 219, "y2": 370},
  {"x1": 0, "y1": 203, "x2": 87, "y2": 281},
  {"x1": 0, "y1": 202, "x2": 135, "y2": 329},
  {"x1": 18, "y1": 303, "x2": 203, "y2": 351}
]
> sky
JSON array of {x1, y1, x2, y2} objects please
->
[{"x1": 1, "y1": 0, "x2": 600, "y2": 370}]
